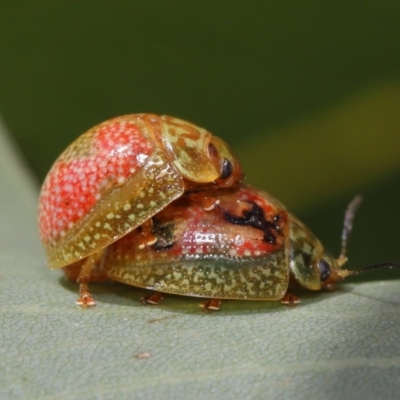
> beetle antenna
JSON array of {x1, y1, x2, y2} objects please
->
[
  {"x1": 348, "y1": 262, "x2": 400, "y2": 275},
  {"x1": 335, "y1": 196, "x2": 400, "y2": 279},
  {"x1": 337, "y1": 195, "x2": 363, "y2": 267},
  {"x1": 338, "y1": 262, "x2": 400, "y2": 278}
]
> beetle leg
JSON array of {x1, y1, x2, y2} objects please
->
[
  {"x1": 201, "y1": 196, "x2": 220, "y2": 211},
  {"x1": 141, "y1": 292, "x2": 164, "y2": 305},
  {"x1": 280, "y1": 293, "x2": 300, "y2": 306},
  {"x1": 64, "y1": 260, "x2": 109, "y2": 282},
  {"x1": 189, "y1": 193, "x2": 220, "y2": 211},
  {"x1": 138, "y1": 218, "x2": 158, "y2": 249},
  {"x1": 199, "y1": 299, "x2": 222, "y2": 311},
  {"x1": 76, "y1": 250, "x2": 104, "y2": 307}
]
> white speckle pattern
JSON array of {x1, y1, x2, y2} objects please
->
[
  {"x1": 38, "y1": 113, "x2": 243, "y2": 269},
  {"x1": 39, "y1": 116, "x2": 155, "y2": 245}
]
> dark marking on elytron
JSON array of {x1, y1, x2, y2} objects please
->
[{"x1": 223, "y1": 201, "x2": 280, "y2": 244}]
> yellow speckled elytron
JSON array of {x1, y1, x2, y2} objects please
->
[
  {"x1": 50, "y1": 150, "x2": 183, "y2": 267},
  {"x1": 38, "y1": 114, "x2": 243, "y2": 271}
]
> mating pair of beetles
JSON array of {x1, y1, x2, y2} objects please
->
[{"x1": 38, "y1": 114, "x2": 397, "y2": 310}]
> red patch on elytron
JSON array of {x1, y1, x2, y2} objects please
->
[
  {"x1": 38, "y1": 114, "x2": 243, "y2": 272},
  {"x1": 38, "y1": 121, "x2": 154, "y2": 243},
  {"x1": 110, "y1": 186, "x2": 287, "y2": 261}
]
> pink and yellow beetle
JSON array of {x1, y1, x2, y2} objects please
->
[
  {"x1": 38, "y1": 114, "x2": 399, "y2": 309},
  {"x1": 38, "y1": 114, "x2": 242, "y2": 305}
]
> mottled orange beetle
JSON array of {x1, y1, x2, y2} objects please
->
[{"x1": 38, "y1": 114, "x2": 242, "y2": 305}]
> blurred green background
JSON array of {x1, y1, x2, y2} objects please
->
[{"x1": 1, "y1": 1, "x2": 399, "y2": 279}]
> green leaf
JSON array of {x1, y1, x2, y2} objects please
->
[{"x1": 1, "y1": 118, "x2": 400, "y2": 400}]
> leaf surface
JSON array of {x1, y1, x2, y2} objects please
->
[{"x1": 1, "y1": 118, "x2": 400, "y2": 400}]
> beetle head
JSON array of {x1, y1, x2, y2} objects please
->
[
  {"x1": 317, "y1": 253, "x2": 350, "y2": 287},
  {"x1": 160, "y1": 115, "x2": 243, "y2": 188}
]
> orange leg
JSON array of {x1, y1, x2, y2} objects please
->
[
  {"x1": 280, "y1": 293, "x2": 300, "y2": 306},
  {"x1": 138, "y1": 218, "x2": 157, "y2": 249},
  {"x1": 75, "y1": 250, "x2": 105, "y2": 307},
  {"x1": 141, "y1": 292, "x2": 164, "y2": 305},
  {"x1": 64, "y1": 260, "x2": 109, "y2": 283},
  {"x1": 199, "y1": 299, "x2": 222, "y2": 311},
  {"x1": 189, "y1": 193, "x2": 220, "y2": 211}
]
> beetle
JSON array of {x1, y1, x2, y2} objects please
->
[
  {"x1": 59, "y1": 185, "x2": 399, "y2": 309},
  {"x1": 38, "y1": 114, "x2": 243, "y2": 305}
]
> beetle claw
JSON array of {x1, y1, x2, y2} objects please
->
[
  {"x1": 141, "y1": 292, "x2": 164, "y2": 305},
  {"x1": 76, "y1": 291, "x2": 96, "y2": 307},
  {"x1": 280, "y1": 293, "x2": 300, "y2": 306},
  {"x1": 200, "y1": 299, "x2": 222, "y2": 311}
]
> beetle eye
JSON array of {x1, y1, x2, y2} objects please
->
[
  {"x1": 220, "y1": 158, "x2": 233, "y2": 180},
  {"x1": 318, "y1": 259, "x2": 331, "y2": 281}
]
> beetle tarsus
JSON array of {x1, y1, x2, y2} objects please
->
[
  {"x1": 202, "y1": 197, "x2": 220, "y2": 211},
  {"x1": 138, "y1": 236, "x2": 158, "y2": 249},
  {"x1": 76, "y1": 287, "x2": 96, "y2": 307},
  {"x1": 141, "y1": 292, "x2": 164, "y2": 305},
  {"x1": 280, "y1": 293, "x2": 300, "y2": 306},
  {"x1": 188, "y1": 193, "x2": 221, "y2": 211},
  {"x1": 200, "y1": 299, "x2": 222, "y2": 311},
  {"x1": 138, "y1": 219, "x2": 158, "y2": 249}
]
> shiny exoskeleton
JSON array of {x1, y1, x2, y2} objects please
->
[
  {"x1": 39, "y1": 114, "x2": 398, "y2": 309},
  {"x1": 38, "y1": 114, "x2": 243, "y2": 271},
  {"x1": 63, "y1": 185, "x2": 356, "y2": 308}
]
